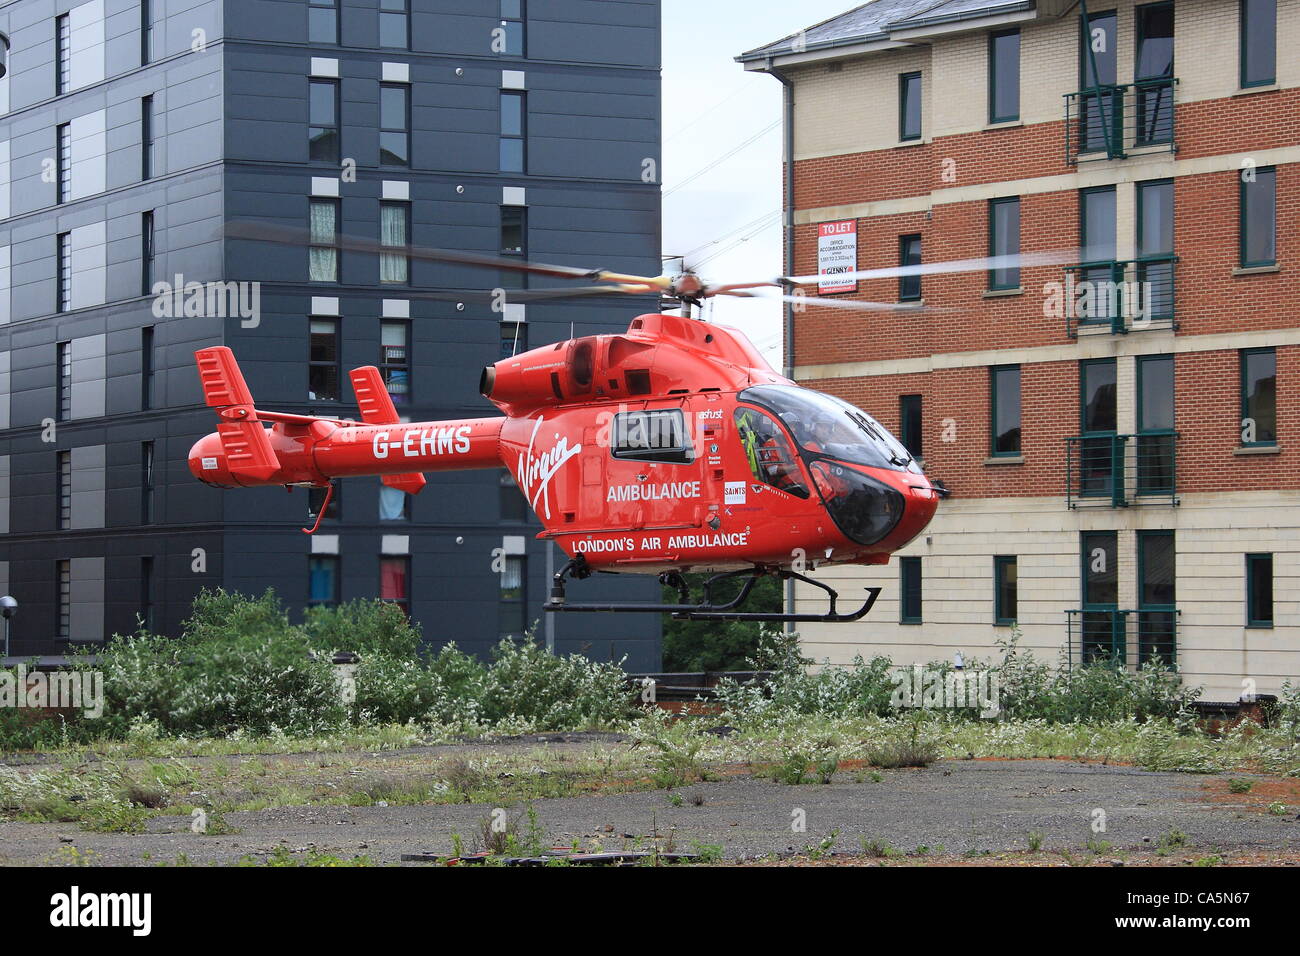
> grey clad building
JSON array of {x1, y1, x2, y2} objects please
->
[{"x1": 0, "y1": 0, "x2": 664, "y2": 667}]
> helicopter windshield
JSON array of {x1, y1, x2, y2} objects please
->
[{"x1": 737, "y1": 385, "x2": 921, "y2": 474}]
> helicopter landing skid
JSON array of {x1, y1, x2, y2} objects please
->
[{"x1": 545, "y1": 557, "x2": 881, "y2": 624}]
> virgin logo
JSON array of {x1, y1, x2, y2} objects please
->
[{"x1": 518, "y1": 417, "x2": 580, "y2": 520}]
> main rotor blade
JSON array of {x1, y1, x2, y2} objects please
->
[
  {"x1": 396, "y1": 285, "x2": 654, "y2": 305},
  {"x1": 779, "y1": 249, "x2": 1080, "y2": 287},
  {"x1": 222, "y1": 221, "x2": 668, "y2": 287},
  {"x1": 730, "y1": 290, "x2": 947, "y2": 314}
]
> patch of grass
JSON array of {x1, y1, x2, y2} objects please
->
[
  {"x1": 1227, "y1": 778, "x2": 1254, "y2": 794},
  {"x1": 1027, "y1": 830, "x2": 1044, "y2": 852}
]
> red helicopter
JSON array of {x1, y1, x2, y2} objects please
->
[{"x1": 190, "y1": 228, "x2": 1063, "y2": 622}]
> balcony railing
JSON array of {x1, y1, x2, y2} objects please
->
[
  {"x1": 1066, "y1": 608, "x2": 1179, "y2": 669},
  {"x1": 1065, "y1": 432, "x2": 1180, "y2": 508},
  {"x1": 1062, "y1": 256, "x2": 1178, "y2": 336},
  {"x1": 1064, "y1": 77, "x2": 1179, "y2": 163}
]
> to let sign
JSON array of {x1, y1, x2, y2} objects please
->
[{"x1": 817, "y1": 220, "x2": 857, "y2": 294}]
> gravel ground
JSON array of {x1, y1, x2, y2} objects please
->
[{"x1": 3, "y1": 757, "x2": 1297, "y2": 866}]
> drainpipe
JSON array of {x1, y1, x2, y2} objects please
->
[{"x1": 765, "y1": 57, "x2": 797, "y2": 630}]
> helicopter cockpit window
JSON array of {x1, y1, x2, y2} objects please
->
[
  {"x1": 610, "y1": 408, "x2": 695, "y2": 465},
  {"x1": 734, "y1": 407, "x2": 810, "y2": 499},
  {"x1": 737, "y1": 385, "x2": 921, "y2": 474}
]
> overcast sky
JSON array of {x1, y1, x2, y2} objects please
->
[{"x1": 660, "y1": 0, "x2": 855, "y2": 364}]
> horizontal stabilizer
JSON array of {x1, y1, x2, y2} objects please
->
[
  {"x1": 350, "y1": 366, "x2": 401, "y2": 425},
  {"x1": 216, "y1": 420, "x2": 281, "y2": 482},
  {"x1": 382, "y1": 472, "x2": 427, "y2": 495}
]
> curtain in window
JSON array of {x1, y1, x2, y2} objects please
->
[
  {"x1": 378, "y1": 485, "x2": 406, "y2": 521},
  {"x1": 309, "y1": 202, "x2": 337, "y2": 281},
  {"x1": 380, "y1": 204, "x2": 408, "y2": 283},
  {"x1": 380, "y1": 558, "x2": 407, "y2": 600}
]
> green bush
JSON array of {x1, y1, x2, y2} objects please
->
[
  {"x1": 303, "y1": 599, "x2": 423, "y2": 658},
  {"x1": 480, "y1": 636, "x2": 636, "y2": 729}
]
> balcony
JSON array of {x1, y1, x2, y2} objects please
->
[
  {"x1": 1064, "y1": 78, "x2": 1178, "y2": 164},
  {"x1": 1065, "y1": 433, "x2": 1180, "y2": 508},
  {"x1": 1066, "y1": 608, "x2": 1179, "y2": 669},
  {"x1": 1062, "y1": 257, "x2": 1178, "y2": 337}
]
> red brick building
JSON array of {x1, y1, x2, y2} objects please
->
[{"x1": 740, "y1": 0, "x2": 1296, "y2": 698}]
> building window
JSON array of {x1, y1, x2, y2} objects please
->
[
  {"x1": 500, "y1": 320, "x2": 526, "y2": 359},
  {"x1": 141, "y1": 326, "x2": 155, "y2": 410},
  {"x1": 379, "y1": 83, "x2": 410, "y2": 166},
  {"x1": 380, "y1": 320, "x2": 410, "y2": 404},
  {"x1": 500, "y1": 91, "x2": 526, "y2": 172},
  {"x1": 988, "y1": 28, "x2": 1020, "y2": 123},
  {"x1": 990, "y1": 364, "x2": 1021, "y2": 456},
  {"x1": 141, "y1": 96, "x2": 155, "y2": 180},
  {"x1": 308, "y1": 318, "x2": 340, "y2": 401},
  {"x1": 141, "y1": 211, "x2": 155, "y2": 295},
  {"x1": 56, "y1": 14, "x2": 70, "y2": 95},
  {"x1": 308, "y1": 485, "x2": 339, "y2": 522},
  {"x1": 141, "y1": 441, "x2": 155, "y2": 524},
  {"x1": 988, "y1": 197, "x2": 1020, "y2": 290},
  {"x1": 1136, "y1": 179, "x2": 1175, "y2": 318},
  {"x1": 379, "y1": 484, "x2": 408, "y2": 521},
  {"x1": 899, "y1": 394, "x2": 922, "y2": 460},
  {"x1": 994, "y1": 555, "x2": 1017, "y2": 625},
  {"x1": 58, "y1": 451, "x2": 72, "y2": 529},
  {"x1": 1134, "y1": 2, "x2": 1175, "y2": 147},
  {"x1": 140, "y1": 556, "x2": 154, "y2": 632},
  {"x1": 57, "y1": 232, "x2": 72, "y2": 311},
  {"x1": 1246, "y1": 553, "x2": 1273, "y2": 627},
  {"x1": 1137, "y1": 530, "x2": 1176, "y2": 665},
  {"x1": 899, "y1": 71, "x2": 922, "y2": 142},
  {"x1": 1240, "y1": 0, "x2": 1276, "y2": 88},
  {"x1": 899, "y1": 556, "x2": 922, "y2": 624},
  {"x1": 1079, "y1": 358, "x2": 1118, "y2": 498},
  {"x1": 380, "y1": 556, "x2": 409, "y2": 613},
  {"x1": 1240, "y1": 166, "x2": 1276, "y2": 267},
  {"x1": 141, "y1": 0, "x2": 153, "y2": 64},
  {"x1": 379, "y1": 202, "x2": 410, "y2": 283},
  {"x1": 56, "y1": 123, "x2": 71, "y2": 203},
  {"x1": 57, "y1": 560, "x2": 71, "y2": 641},
  {"x1": 1078, "y1": 9, "x2": 1118, "y2": 155},
  {"x1": 500, "y1": 555, "x2": 525, "y2": 637},
  {"x1": 56, "y1": 341, "x2": 71, "y2": 420},
  {"x1": 309, "y1": 0, "x2": 339, "y2": 44},
  {"x1": 1078, "y1": 186, "x2": 1118, "y2": 325},
  {"x1": 498, "y1": 0, "x2": 525, "y2": 56},
  {"x1": 1240, "y1": 347, "x2": 1277, "y2": 446},
  {"x1": 499, "y1": 470, "x2": 526, "y2": 522},
  {"x1": 898, "y1": 234, "x2": 921, "y2": 301},
  {"x1": 500, "y1": 206, "x2": 526, "y2": 289},
  {"x1": 309, "y1": 79, "x2": 340, "y2": 163},
  {"x1": 309, "y1": 199, "x2": 339, "y2": 282},
  {"x1": 379, "y1": 0, "x2": 409, "y2": 49},
  {"x1": 1135, "y1": 354, "x2": 1176, "y2": 496},
  {"x1": 308, "y1": 556, "x2": 340, "y2": 607},
  {"x1": 1080, "y1": 530, "x2": 1119, "y2": 663}
]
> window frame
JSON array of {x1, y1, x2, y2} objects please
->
[
  {"x1": 898, "y1": 71, "x2": 922, "y2": 142},
  {"x1": 379, "y1": 82, "x2": 410, "y2": 167},
  {"x1": 57, "y1": 559, "x2": 71, "y2": 641},
  {"x1": 56, "y1": 340, "x2": 71, "y2": 420},
  {"x1": 994, "y1": 554, "x2": 1017, "y2": 625},
  {"x1": 1245, "y1": 552, "x2": 1273, "y2": 627},
  {"x1": 141, "y1": 95, "x2": 155, "y2": 181},
  {"x1": 498, "y1": 0, "x2": 526, "y2": 56},
  {"x1": 500, "y1": 319, "x2": 526, "y2": 360},
  {"x1": 308, "y1": 198, "x2": 340, "y2": 283},
  {"x1": 141, "y1": 210, "x2": 155, "y2": 296},
  {"x1": 1239, "y1": 165, "x2": 1276, "y2": 268},
  {"x1": 899, "y1": 555, "x2": 922, "y2": 624},
  {"x1": 141, "y1": 440, "x2": 155, "y2": 525},
  {"x1": 308, "y1": 555, "x2": 341, "y2": 608},
  {"x1": 899, "y1": 393, "x2": 923, "y2": 461},
  {"x1": 55, "y1": 13, "x2": 70, "y2": 95},
  {"x1": 307, "y1": 317, "x2": 341, "y2": 403},
  {"x1": 987, "y1": 196, "x2": 1021, "y2": 290},
  {"x1": 499, "y1": 554, "x2": 526, "y2": 638},
  {"x1": 308, "y1": 0, "x2": 340, "y2": 45},
  {"x1": 988, "y1": 28, "x2": 1021, "y2": 124},
  {"x1": 379, "y1": 0, "x2": 410, "y2": 50},
  {"x1": 1239, "y1": 346, "x2": 1277, "y2": 447},
  {"x1": 989, "y1": 364, "x2": 1022, "y2": 457},
  {"x1": 308, "y1": 78, "x2": 341, "y2": 164},
  {"x1": 610, "y1": 408, "x2": 695, "y2": 465},
  {"x1": 379, "y1": 555, "x2": 410, "y2": 614},
  {"x1": 58, "y1": 450, "x2": 72, "y2": 530},
  {"x1": 500, "y1": 91, "x2": 526, "y2": 173},
  {"x1": 1239, "y1": 0, "x2": 1277, "y2": 89},
  {"x1": 56, "y1": 122, "x2": 71, "y2": 203},
  {"x1": 141, "y1": 325, "x2": 155, "y2": 410},
  {"x1": 379, "y1": 201, "x2": 411, "y2": 285},
  {"x1": 380, "y1": 319, "x2": 411, "y2": 405},
  {"x1": 898, "y1": 233, "x2": 922, "y2": 302},
  {"x1": 57, "y1": 232, "x2": 72, "y2": 312}
]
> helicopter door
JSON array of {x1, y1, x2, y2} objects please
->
[{"x1": 733, "y1": 406, "x2": 811, "y2": 499}]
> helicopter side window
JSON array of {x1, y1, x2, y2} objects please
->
[
  {"x1": 610, "y1": 408, "x2": 695, "y2": 465},
  {"x1": 733, "y1": 407, "x2": 810, "y2": 499}
]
